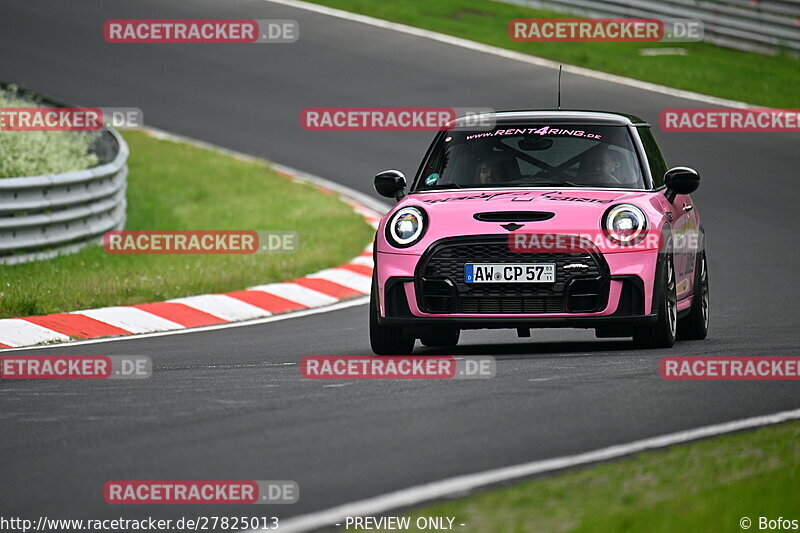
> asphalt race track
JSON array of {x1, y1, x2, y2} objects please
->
[{"x1": 1, "y1": 0, "x2": 799, "y2": 528}]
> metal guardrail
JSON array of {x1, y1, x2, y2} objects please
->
[
  {"x1": 0, "y1": 92, "x2": 128, "y2": 265},
  {"x1": 501, "y1": 0, "x2": 800, "y2": 55}
]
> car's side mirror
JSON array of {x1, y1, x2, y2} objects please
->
[
  {"x1": 664, "y1": 166, "x2": 700, "y2": 203},
  {"x1": 374, "y1": 170, "x2": 407, "y2": 201}
]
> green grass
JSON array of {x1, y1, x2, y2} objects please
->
[
  {"x1": 0, "y1": 86, "x2": 99, "y2": 178},
  {"x1": 0, "y1": 130, "x2": 374, "y2": 318},
  {"x1": 308, "y1": 0, "x2": 800, "y2": 108},
  {"x1": 346, "y1": 421, "x2": 800, "y2": 533}
]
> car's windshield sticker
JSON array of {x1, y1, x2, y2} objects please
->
[
  {"x1": 425, "y1": 173, "x2": 439, "y2": 186},
  {"x1": 465, "y1": 126, "x2": 602, "y2": 140}
]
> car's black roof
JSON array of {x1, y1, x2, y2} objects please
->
[{"x1": 455, "y1": 110, "x2": 649, "y2": 127}]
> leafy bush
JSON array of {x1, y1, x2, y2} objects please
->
[{"x1": 0, "y1": 86, "x2": 98, "y2": 178}]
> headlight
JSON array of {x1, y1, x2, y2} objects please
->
[
  {"x1": 387, "y1": 206, "x2": 427, "y2": 248},
  {"x1": 603, "y1": 204, "x2": 647, "y2": 244}
]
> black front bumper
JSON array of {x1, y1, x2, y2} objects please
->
[
  {"x1": 380, "y1": 273, "x2": 654, "y2": 330},
  {"x1": 378, "y1": 313, "x2": 657, "y2": 329}
]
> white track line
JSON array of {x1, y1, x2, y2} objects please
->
[
  {"x1": 249, "y1": 283, "x2": 339, "y2": 307},
  {"x1": 0, "y1": 319, "x2": 71, "y2": 347},
  {"x1": 263, "y1": 0, "x2": 756, "y2": 109},
  {"x1": 262, "y1": 407, "x2": 800, "y2": 533},
  {"x1": 75, "y1": 307, "x2": 183, "y2": 334},
  {"x1": 168, "y1": 294, "x2": 271, "y2": 321},
  {"x1": 349, "y1": 255, "x2": 374, "y2": 267},
  {"x1": 308, "y1": 268, "x2": 372, "y2": 293}
]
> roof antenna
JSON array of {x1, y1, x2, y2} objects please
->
[{"x1": 557, "y1": 65, "x2": 563, "y2": 110}]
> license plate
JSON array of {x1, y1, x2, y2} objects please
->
[{"x1": 465, "y1": 263, "x2": 555, "y2": 283}]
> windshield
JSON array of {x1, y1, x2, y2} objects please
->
[{"x1": 414, "y1": 124, "x2": 646, "y2": 191}]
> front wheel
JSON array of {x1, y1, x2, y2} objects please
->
[
  {"x1": 678, "y1": 250, "x2": 709, "y2": 340},
  {"x1": 369, "y1": 278, "x2": 415, "y2": 355},
  {"x1": 633, "y1": 253, "x2": 677, "y2": 348}
]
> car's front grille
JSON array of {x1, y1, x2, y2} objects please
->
[
  {"x1": 460, "y1": 296, "x2": 564, "y2": 314},
  {"x1": 416, "y1": 236, "x2": 608, "y2": 314}
]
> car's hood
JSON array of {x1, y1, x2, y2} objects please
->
[
  {"x1": 413, "y1": 188, "x2": 640, "y2": 207},
  {"x1": 377, "y1": 188, "x2": 665, "y2": 254}
]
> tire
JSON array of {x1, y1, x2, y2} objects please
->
[
  {"x1": 678, "y1": 250, "x2": 709, "y2": 340},
  {"x1": 420, "y1": 328, "x2": 460, "y2": 348},
  {"x1": 369, "y1": 276, "x2": 415, "y2": 355},
  {"x1": 633, "y1": 253, "x2": 677, "y2": 348}
]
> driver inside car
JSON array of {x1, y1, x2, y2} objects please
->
[
  {"x1": 578, "y1": 146, "x2": 621, "y2": 184},
  {"x1": 475, "y1": 152, "x2": 521, "y2": 185}
]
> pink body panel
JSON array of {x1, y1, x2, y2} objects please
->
[{"x1": 374, "y1": 188, "x2": 680, "y2": 319}]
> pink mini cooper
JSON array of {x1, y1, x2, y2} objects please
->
[{"x1": 370, "y1": 111, "x2": 709, "y2": 354}]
